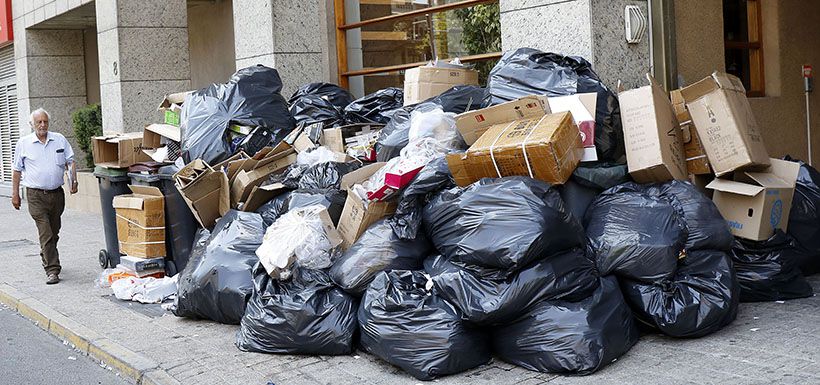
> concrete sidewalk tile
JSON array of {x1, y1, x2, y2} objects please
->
[
  {"x1": 141, "y1": 369, "x2": 182, "y2": 385},
  {"x1": 89, "y1": 337, "x2": 159, "y2": 382},
  {"x1": 0, "y1": 283, "x2": 29, "y2": 311},
  {"x1": 47, "y1": 311, "x2": 105, "y2": 354},
  {"x1": 17, "y1": 297, "x2": 53, "y2": 331}
]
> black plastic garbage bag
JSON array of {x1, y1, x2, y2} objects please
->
[
  {"x1": 620, "y1": 249, "x2": 739, "y2": 338},
  {"x1": 784, "y1": 156, "x2": 820, "y2": 275},
  {"x1": 297, "y1": 161, "x2": 362, "y2": 190},
  {"x1": 491, "y1": 276, "x2": 638, "y2": 375},
  {"x1": 572, "y1": 163, "x2": 630, "y2": 190},
  {"x1": 558, "y1": 180, "x2": 600, "y2": 225},
  {"x1": 424, "y1": 247, "x2": 599, "y2": 325},
  {"x1": 488, "y1": 48, "x2": 625, "y2": 163},
  {"x1": 256, "y1": 189, "x2": 347, "y2": 228},
  {"x1": 389, "y1": 157, "x2": 455, "y2": 240},
  {"x1": 288, "y1": 83, "x2": 353, "y2": 129},
  {"x1": 330, "y1": 220, "x2": 433, "y2": 296},
  {"x1": 265, "y1": 163, "x2": 309, "y2": 189},
  {"x1": 585, "y1": 181, "x2": 733, "y2": 282},
  {"x1": 359, "y1": 270, "x2": 491, "y2": 381},
  {"x1": 731, "y1": 230, "x2": 813, "y2": 302},
  {"x1": 423, "y1": 177, "x2": 585, "y2": 279},
  {"x1": 236, "y1": 265, "x2": 358, "y2": 355},
  {"x1": 173, "y1": 211, "x2": 264, "y2": 324},
  {"x1": 375, "y1": 86, "x2": 489, "y2": 162},
  {"x1": 181, "y1": 65, "x2": 295, "y2": 164},
  {"x1": 343, "y1": 87, "x2": 403, "y2": 124}
]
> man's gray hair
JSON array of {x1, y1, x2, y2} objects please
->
[{"x1": 30, "y1": 108, "x2": 50, "y2": 125}]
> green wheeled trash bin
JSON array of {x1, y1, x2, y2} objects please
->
[{"x1": 94, "y1": 168, "x2": 131, "y2": 269}]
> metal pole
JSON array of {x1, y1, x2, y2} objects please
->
[{"x1": 807, "y1": 90, "x2": 812, "y2": 166}]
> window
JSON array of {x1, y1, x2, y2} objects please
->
[
  {"x1": 334, "y1": 0, "x2": 501, "y2": 97},
  {"x1": 723, "y1": 0, "x2": 764, "y2": 97}
]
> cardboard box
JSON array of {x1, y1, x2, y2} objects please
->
[
  {"x1": 113, "y1": 185, "x2": 166, "y2": 258},
  {"x1": 404, "y1": 65, "x2": 479, "y2": 106},
  {"x1": 241, "y1": 183, "x2": 290, "y2": 213},
  {"x1": 707, "y1": 158, "x2": 801, "y2": 241},
  {"x1": 174, "y1": 160, "x2": 230, "y2": 229},
  {"x1": 142, "y1": 124, "x2": 181, "y2": 162},
  {"x1": 680, "y1": 72, "x2": 770, "y2": 176},
  {"x1": 618, "y1": 75, "x2": 687, "y2": 183},
  {"x1": 230, "y1": 151, "x2": 297, "y2": 207},
  {"x1": 671, "y1": 90, "x2": 711, "y2": 175},
  {"x1": 92, "y1": 132, "x2": 151, "y2": 168},
  {"x1": 337, "y1": 163, "x2": 398, "y2": 249},
  {"x1": 321, "y1": 123, "x2": 383, "y2": 154},
  {"x1": 547, "y1": 93, "x2": 599, "y2": 162},
  {"x1": 120, "y1": 255, "x2": 165, "y2": 272},
  {"x1": 447, "y1": 111, "x2": 584, "y2": 187},
  {"x1": 157, "y1": 91, "x2": 191, "y2": 127},
  {"x1": 456, "y1": 95, "x2": 551, "y2": 145}
]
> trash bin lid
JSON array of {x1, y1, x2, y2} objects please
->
[
  {"x1": 127, "y1": 172, "x2": 161, "y2": 183},
  {"x1": 93, "y1": 166, "x2": 130, "y2": 181},
  {"x1": 158, "y1": 165, "x2": 181, "y2": 181}
]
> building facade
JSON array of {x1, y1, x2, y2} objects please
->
[{"x1": 4, "y1": 0, "x2": 819, "y2": 187}]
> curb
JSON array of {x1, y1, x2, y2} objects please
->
[{"x1": 0, "y1": 283, "x2": 180, "y2": 385}]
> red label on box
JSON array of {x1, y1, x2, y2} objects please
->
[{"x1": 578, "y1": 120, "x2": 596, "y2": 147}]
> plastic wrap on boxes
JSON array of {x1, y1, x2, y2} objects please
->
[
  {"x1": 491, "y1": 276, "x2": 638, "y2": 374},
  {"x1": 329, "y1": 219, "x2": 433, "y2": 296},
  {"x1": 236, "y1": 265, "x2": 357, "y2": 355},
  {"x1": 180, "y1": 65, "x2": 295, "y2": 164},
  {"x1": 731, "y1": 230, "x2": 813, "y2": 302},
  {"x1": 488, "y1": 48, "x2": 625, "y2": 163},
  {"x1": 173, "y1": 211, "x2": 264, "y2": 324},
  {"x1": 423, "y1": 247, "x2": 599, "y2": 325},
  {"x1": 422, "y1": 177, "x2": 585, "y2": 279},
  {"x1": 358, "y1": 270, "x2": 491, "y2": 381}
]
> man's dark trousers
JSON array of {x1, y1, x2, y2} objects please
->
[{"x1": 26, "y1": 187, "x2": 64, "y2": 276}]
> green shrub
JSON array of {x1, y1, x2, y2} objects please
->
[
  {"x1": 455, "y1": 3, "x2": 501, "y2": 85},
  {"x1": 72, "y1": 104, "x2": 102, "y2": 169}
]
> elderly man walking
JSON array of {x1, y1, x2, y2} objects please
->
[{"x1": 11, "y1": 108, "x2": 78, "y2": 284}]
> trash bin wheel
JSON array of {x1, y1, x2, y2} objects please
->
[
  {"x1": 166, "y1": 260, "x2": 177, "y2": 277},
  {"x1": 99, "y1": 250, "x2": 110, "y2": 269}
]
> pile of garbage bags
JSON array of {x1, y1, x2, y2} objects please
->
[
  {"x1": 785, "y1": 156, "x2": 820, "y2": 275},
  {"x1": 731, "y1": 230, "x2": 813, "y2": 302},
  {"x1": 585, "y1": 181, "x2": 739, "y2": 338}
]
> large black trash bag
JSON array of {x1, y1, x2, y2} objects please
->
[
  {"x1": 375, "y1": 86, "x2": 489, "y2": 162},
  {"x1": 358, "y1": 270, "x2": 491, "y2": 381},
  {"x1": 181, "y1": 65, "x2": 295, "y2": 164},
  {"x1": 584, "y1": 181, "x2": 733, "y2": 282},
  {"x1": 288, "y1": 83, "x2": 353, "y2": 129},
  {"x1": 488, "y1": 48, "x2": 625, "y2": 163},
  {"x1": 297, "y1": 161, "x2": 362, "y2": 190},
  {"x1": 572, "y1": 163, "x2": 630, "y2": 190},
  {"x1": 492, "y1": 276, "x2": 639, "y2": 375},
  {"x1": 389, "y1": 157, "x2": 455, "y2": 240},
  {"x1": 343, "y1": 87, "x2": 404, "y2": 124},
  {"x1": 424, "y1": 247, "x2": 599, "y2": 325},
  {"x1": 731, "y1": 230, "x2": 813, "y2": 302},
  {"x1": 173, "y1": 211, "x2": 264, "y2": 324},
  {"x1": 423, "y1": 177, "x2": 585, "y2": 279},
  {"x1": 784, "y1": 156, "x2": 820, "y2": 275},
  {"x1": 620, "y1": 249, "x2": 739, "y2": 338},
  {"x1": 330, "y1": 219, "x2": 433, "y2": 296},
  {"x1": 236, "y1": 265, "x2": 358, "y2": 355},
  {"x1": 256, "y1": 189, "x2": 347, "y2": 228},
  {"x1": 558, "y1": 180, "x2": 600, "y2": 226}
]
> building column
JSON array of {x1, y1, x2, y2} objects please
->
[
  {"x1": 12, "y1": 4, "x2": 88, "y2": 157},
  {"x1": 96, "y1": 0, "x2": 191, "y2": 133},
  {"x1": 500, "y1": 0, "x2": 650, "y2": 90},
  {"x1": 232, "y1": 0, "x2": 331, "y2": 96}
]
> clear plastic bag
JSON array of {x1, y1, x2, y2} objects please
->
[{"x1": 408, "y1": 108, "x2": 460, "y2": 151}]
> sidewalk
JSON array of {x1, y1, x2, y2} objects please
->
[{"x1": 0, "y1": 202, "x2": 819, "y2": 385}]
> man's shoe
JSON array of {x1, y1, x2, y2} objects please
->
[{"x1": 46, "y1": 274, "x2": 59, "y2": 285}]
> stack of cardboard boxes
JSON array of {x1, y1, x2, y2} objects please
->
[
  {"x1": 112, "y1": 185, "x2": 166, "y2": 277},
  {"x1": 618, "y1": 71, "x2": 800, "y2": 242}
]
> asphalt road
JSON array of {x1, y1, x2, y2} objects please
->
[{"x1": 0, "y1": 305, "x2": 128, "y2": 385}]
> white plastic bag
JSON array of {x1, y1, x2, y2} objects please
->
[
  {"x1": 297, "y1": 146, "x2": 341, "y2": 167},
  {"x1": 111, "y1": 275, "x2": 178, "y2": 304},
  {"x1": 408, "y1": 108, "x2": 459, "y2": 150},
  {"x1": 256, "y1": 205, "x2": 342, "y2": 280}
]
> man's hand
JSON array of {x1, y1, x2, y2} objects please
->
[
  {"x1": 11, "y1": 194, "x2": 20, "y2": 210},
  {"x1": 70, "y1": 181, "x2": 78, "y2": 194}
]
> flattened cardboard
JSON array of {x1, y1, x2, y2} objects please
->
[
  {"x1": 707, "y1": 158, "x2": 800, "y2": 241},
  {"x1": 337, "y1": 162, "x2": 398, "y2": 249},
  {"x1": 404, "y1": 65, "x2": 479, "y2": 105},
  {"x1": 447, "y1": 112, "x2": 583, "y2": 187},
  {"x1": 230, "y1": 152, "x2": 297, "y2": 207},
  {"x1": 680, "y1": 72, "x2": 770, "y2": 176},
  {"x1": 456, "y1": 95, "x2": 551, "y2": 145},
  {"x1": 174, "y1": 160, "x2": 230, "y2": 229},
  {"x1": 618, "y1": 75, "x2": 687, "y2": 183},
  {"x1": 241, "y1": 183, "x2": 290, "y2": 213},
  {"x1": 92, "y1": 132, "x2": 151, "y2": 168}
]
